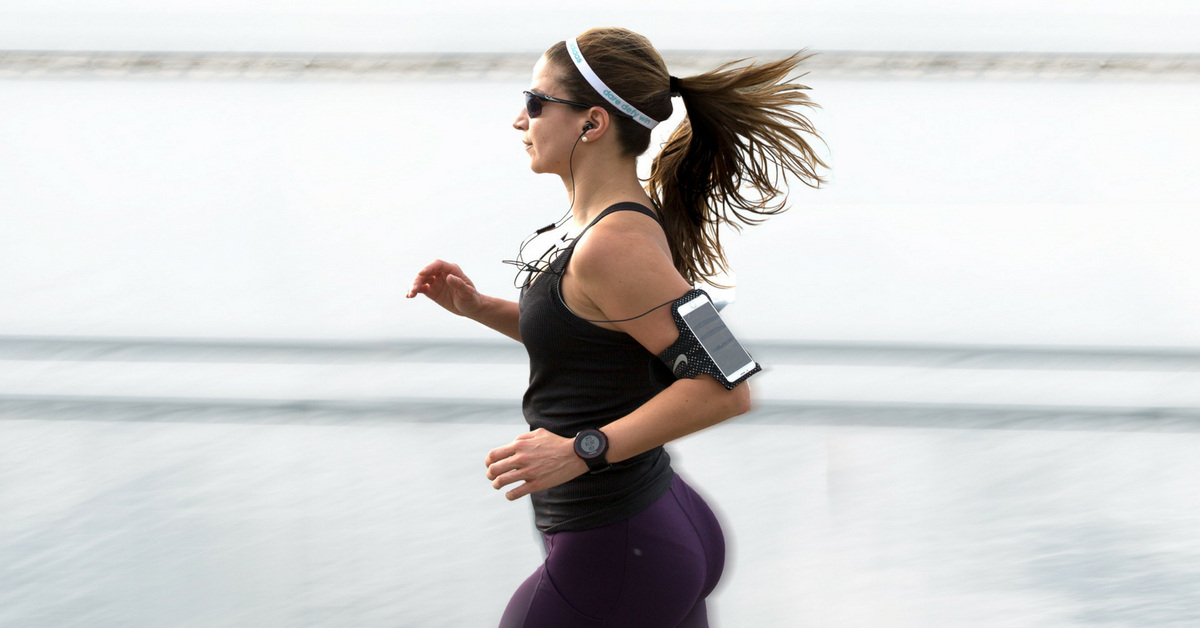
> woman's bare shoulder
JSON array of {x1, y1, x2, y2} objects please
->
[
  {"x1": 573, "y1": 209, "x2": 672, "y2": 276},
  {"x1": 570, "y1": 208, "x2": 689, "y2": 314}
]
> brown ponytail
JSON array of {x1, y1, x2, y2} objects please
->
[{"x1": 546, "y1": 28, "x2": 828, "y2": 286}]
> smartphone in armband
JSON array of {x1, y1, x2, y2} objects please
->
[{"x1": 658, "y1": 289, "x2": 761, "y2": 389}]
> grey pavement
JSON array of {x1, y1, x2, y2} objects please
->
[{"x1": 3, "y1": 403, "x2": 1200, "y2": 627}]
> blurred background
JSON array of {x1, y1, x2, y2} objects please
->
[{"x1": 3, "y1": 1, "x2": 1200, "y2": 626}]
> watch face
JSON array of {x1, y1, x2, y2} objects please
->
[{"x1": 578, "y1": 433, "x2": 603, "y2": 457}]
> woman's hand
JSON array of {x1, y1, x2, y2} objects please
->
[
  {"x1": 406, "y1": 259, "x2": 484, "y2": 318},
  {"x1": 485, "y1": 429, "x2": 588, "y2": 501}
]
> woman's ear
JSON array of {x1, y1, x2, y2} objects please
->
[{"x1": 583, "y1": 108, "x2": 611, "y2": 140}]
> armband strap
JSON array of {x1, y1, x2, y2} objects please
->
[{"x1": 656, "y1": 289, "x2": 761, "y2": 390}]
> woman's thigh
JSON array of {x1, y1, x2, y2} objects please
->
[{"x1": 498, "y1": 474, "x2": 725, "y2": 628}]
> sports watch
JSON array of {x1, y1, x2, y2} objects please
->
[{"x1": 573, "y1": 428, "x2": 611, "y2": 474}]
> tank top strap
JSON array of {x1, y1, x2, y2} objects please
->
[
  {"x1": 571, "y1": 202, "x2": 663, "y2": 248},
  {"x1": 544, "y1": 202, "x2": 662, "y2": 275}
]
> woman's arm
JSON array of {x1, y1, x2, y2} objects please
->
[
  {"x1": 484, "y1": 213, "x2": 752, "y2": 499},
  {"x1": 407, "y1": 259, "x2": 521, "y2": 342},
  {"x1": 485, "y1": 374, "x2": 749, "y2": 500},
  {"x1": 602, "y1": 375, "x2": 751, "y2": 463},
  {"x1": 466, "y1": 296, "x2": 521, "y2": 343}
]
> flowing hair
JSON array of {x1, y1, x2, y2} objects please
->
[{"x1": 546, "y1": 28, "x2": 828, "y2": 286}]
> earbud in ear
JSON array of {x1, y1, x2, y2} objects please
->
[{"x1": 583, "y1": 122, "x2": 595, "y2": 131}]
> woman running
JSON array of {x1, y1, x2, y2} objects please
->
[{"x1": 407, "y1": 27, "x2": 825, "y2": 628}]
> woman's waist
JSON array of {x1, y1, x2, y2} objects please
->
[
  {"x1": 531, "y1": 447, "x2": 673, "y2": 519},
  {"x1": 523, "y1": 380, "x2": 668, "y2": 428},
  {"x1": 523, "y1": 403, "x2": 648, "y2": 439}
]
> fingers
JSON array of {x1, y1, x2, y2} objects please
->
[
  {"x1": 486, "y1": 452, "x2": 533, "y2": 496},
  {"x1": 492, "y1": 468, "x2": 527, "y2": 491},
  {"x1": 490, "y1": 468, "x2": 538, "y2": 500},
  {"x1": 418, "y1": 259, "x2": 456, "y2": 275},
  {"x1": 406, "y1": 275, "x2": 429, "y2": 298},
  {"x1": 484, "y1": 429, "x2": 566, "y2": 501},
  {"x1": 446, "y1": 274, "x2": 468, "y2": 296},
  {"x1": 486, "y1": 454, "x2": 522, "y2": 482},
  {"x1": 415, "y1": 260, "x2": 462, "y2": 283},
  {"x1": 506, "y1": 480, "x2": 539, "y2": 501},
  {"x1": 486, "y1": 431, "x2": 536, "y2": 465},
  {"x1": 408, "y1": 263, "x2": 446, "y2": 298},
  {"x1": 407, "y1": 260, "x2": 470, "y2": 299},
  {"x1": 484, "y1": 443, "x2": 517, "y2": 468},
  {"x1": 406, "y1": 282, "x2": 429, "y2": 299}
]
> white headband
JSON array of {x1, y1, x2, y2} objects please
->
[{"x1": 566, "y1": 38, "x2": 659, "y2": 130}]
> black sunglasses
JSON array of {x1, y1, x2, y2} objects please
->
[{"x1": 523, "y1": 90, "x2": 593, "y2": 118}]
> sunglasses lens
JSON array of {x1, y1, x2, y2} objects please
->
[{"x1": 524, "y1": 92, "x2": 542, "y2": 118}]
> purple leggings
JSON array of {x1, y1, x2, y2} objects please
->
[{"x1": 499, "y1": 473, "x2": 725, "y2": 628}]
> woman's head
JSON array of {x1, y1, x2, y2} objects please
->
[
  {"x1": 523, "y1": 27, "x2": 828, "y2": 286},
  {"x1": 513, "y1": 55, "x2": 601, "y2": 176},
  {"x1": 541, "y1": 28, "x2": 674, "y2": 158}
]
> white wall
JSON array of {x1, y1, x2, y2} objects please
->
[{"x1": 2, "y1": 77, "x2": 1199, "y2": 346}]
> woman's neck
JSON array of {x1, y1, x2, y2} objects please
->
[{"x1": 562, "y1": 160, "x2": 651, "y2": 229}]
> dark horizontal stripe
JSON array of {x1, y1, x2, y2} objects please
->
[
  {"x1": 2, "y1": 51, "x2": 1197, "y2": 81},
  {"x1": 744, "y1": 400, "x2": 1200, "y2": 432},
  {"x1": 0, "y1": 335, "x2": 528, "y2": 364},
  {"x1": 0, "y1": 394, "x2": 524, "y2": 425},
  {"x1": 750, "y1": 341, "x2": 1200, "y2": 371},
  {"x1": 3, "y1": 335, "x2": 1200, "y2": 371},
  {"x1": 3, "y1": 395, "x2": 1198, "y2": 432}
]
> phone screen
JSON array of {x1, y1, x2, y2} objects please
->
[{"x1": 680, "y1": 300, "x2": 755, "y2": 380}]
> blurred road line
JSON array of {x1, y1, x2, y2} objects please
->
[
  {"x1": 3, "y1": 336, "x2": 1200, "y2": 370},
  {"x1": 5, "y1": 338, "x2": 1200, "y2": 424},
  {"x1": 0, "y1": 336, "x2": 531, "y2": 364},
  {"x1": 3, "y1": 395, "x2": 1199, "y2": 433}
]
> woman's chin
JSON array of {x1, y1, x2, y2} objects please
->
[{"x1": 525, "y1": 154, "x2": 562, "y2": 176}]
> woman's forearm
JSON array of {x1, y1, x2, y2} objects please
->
[
  {"x1": 484, "y1": 375, "x2": 752, "y2": 501},
  {"x1": 602, "y1": 376, "x2": 752, "y2": 464},
  {"x1": 467, "y1": 295, "x2": 522, "y2": 342}
]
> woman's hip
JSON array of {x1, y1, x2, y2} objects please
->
[{"x1": 539, "y1": 473, "x2": 726, "y2": 621}]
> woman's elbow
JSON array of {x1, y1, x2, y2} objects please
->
[
  {"x1": 694, "y1": 375, "x2": 752, "y2": 418},
  {"x1": 729, "y1": 382, "x2": 752, "y2": 417}
]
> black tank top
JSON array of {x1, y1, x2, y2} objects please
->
[{"x1": 518, "y1": 202, "x2": 677, "y2": 533}]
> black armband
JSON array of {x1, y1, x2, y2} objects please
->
[{"x1": 656, "y1": 289, "x2": 761, "y2": 390}]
